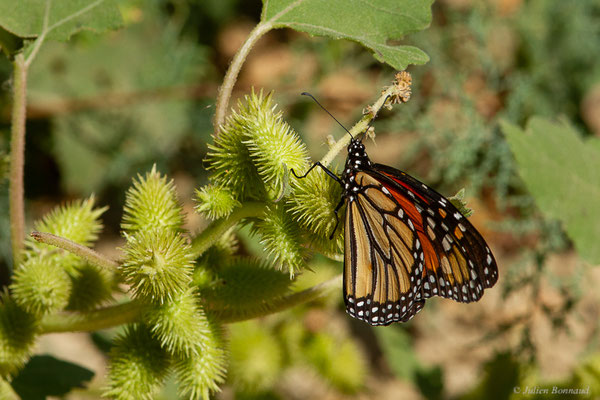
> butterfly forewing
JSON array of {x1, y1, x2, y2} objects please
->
[
  {"x1": 372, "y1": 164, "x2": 498, "y2": 301},
  {"x1": 344, "y1": 172, "x2": 427, "y2": 325}
]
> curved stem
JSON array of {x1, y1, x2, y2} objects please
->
[
  {"x1": 31, "y1": 231, "x2": 119, "y2": 271},
  {"x1": 39, "y1": 300, "x2": 146, "y2": 333},
  {"x1": 190, "y1": 201, "x2": 267, "y2": 258},
  {"x1": 9, "y1": 54, "x2": 28, "y2": 268},
  {"x1": 213, "y1": 21, "x2": 273, "y2": 132},
  {"x1": 38, "y1": 275, "x2": 341, "y2": 332},
  {"x1": 319, "y1": 82, "x2": 404, "y2": 167},
  {"x1": 214, "y1": 274, "x2": 342, "y2": 323}
]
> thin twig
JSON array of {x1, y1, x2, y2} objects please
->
[
  {"x1": 31, "y1": 231, "x2": 119, "y2": 270},
  {"x1": 9, "y1": 54, "x2": 28, "y2": 267},
  {"x1": 320, "y1": 83, "x2": 403, "y2": 167}
]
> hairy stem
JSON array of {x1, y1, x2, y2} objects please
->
[
  {"x1": 9, "y1": 54, "x2": 28, "y2": 267},
  {"x1": 39, "y1": 275, "x2": 341, "y2": 332},
  {"x1": 215, "y1": 274, "x2": 342, "y2": 323},
  {"x1": 31, "y1": 231, "x2": 119, "y2": 271},
  {"x1": 320, "y1": 83, "x2": 403, "y2": 167},
  {"x1": 190, "y1": 201, "x2": 267, "y2": 258},
  {"x1": 39, "y1": 300, "x2": 146, "y2": 333},
  {"x1": 213, "y1": 21, "x2": 273, "y2": 132}
]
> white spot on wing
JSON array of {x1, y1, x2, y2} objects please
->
[{"x1": 442, "y1": 237, "x2": 451, "y2": 252}]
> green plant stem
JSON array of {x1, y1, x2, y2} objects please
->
[
  {"x1": 9, "y1": 53, "x2": 28, "y2": 267},
  {"x1": 215, "y1": 274, "x2": 342, "y2": 323},
  {"x1": 320, "y1": 84, "x2": 400, "y2": 167},
  {"x1": 213, "y1": 21, "x2": 273, "y2": 132},
  {"x1": 39, "y1": 300, "x2": 146, "y2": 333},
  {"x1": 190, "y1": 201, "x2": 267, "y2": 258},
  {"x1": 31, "y1": 231, "x2": 119, "y2": 270},
  {"x1": 38, "y1": 275, "x2": 340, "y2": 332}
]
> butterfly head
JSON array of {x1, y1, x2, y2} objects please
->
[{"x1": 347, "y1": 139, "x2": 369, "y2": 160}]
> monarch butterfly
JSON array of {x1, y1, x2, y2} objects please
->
[{"x1": 293, "y1": 94, "x2": 498, "y2": 326}]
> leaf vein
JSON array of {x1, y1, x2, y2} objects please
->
[{"x1": 46, "y1": 0, "x2": 107, "y2": 34}]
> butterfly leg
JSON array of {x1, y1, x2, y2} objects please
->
[
  {"x1": 291, "y1": 162, "x2": 344, "y2": 240},
  {"x1": 328, "y1": 197, "x2": 345, "y2": 239},
  {"x1": 291, "y1": 162, "x2": 342, "y2": 184}
]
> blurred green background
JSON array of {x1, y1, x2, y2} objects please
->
[{"x1": 1, "y1": 0, "x2": 599, "y2": 399}]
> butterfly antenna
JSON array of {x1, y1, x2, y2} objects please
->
[{"x1": 301, "y1": 92, "x2": 354, "y2": 139}]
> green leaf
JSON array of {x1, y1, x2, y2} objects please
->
[
  {"x1": 261, "y1": 0, "x2": 433, "y2": 69},
  {"x1": 11, "y1": 355, "x2": 94, "y2": 400},
  {"x1": 448, "y1": 188, "x2": 473, "y2": 218},
  {"x1": 0, "y1": 0, "x2": 122, "y2": 42},
  {"x1": 502, "y1": 117, "x2": 600, "y2": 264},
  {"x1": 0, "y1": 26, "x2": 22, "y2": 57}
]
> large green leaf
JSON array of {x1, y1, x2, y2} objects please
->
[
  {"x1": 261, "y1": 0, "x2": 433, "y2": 69},
  {"x1": 11, "y1": 355, "x2": 94, "y2": 400},
  {"x1": 0, "y1": 0, "x2": 122, "y2": 42},
  {"x1": 502, "y1": 117, "x2": 600, "y2": 264}
]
